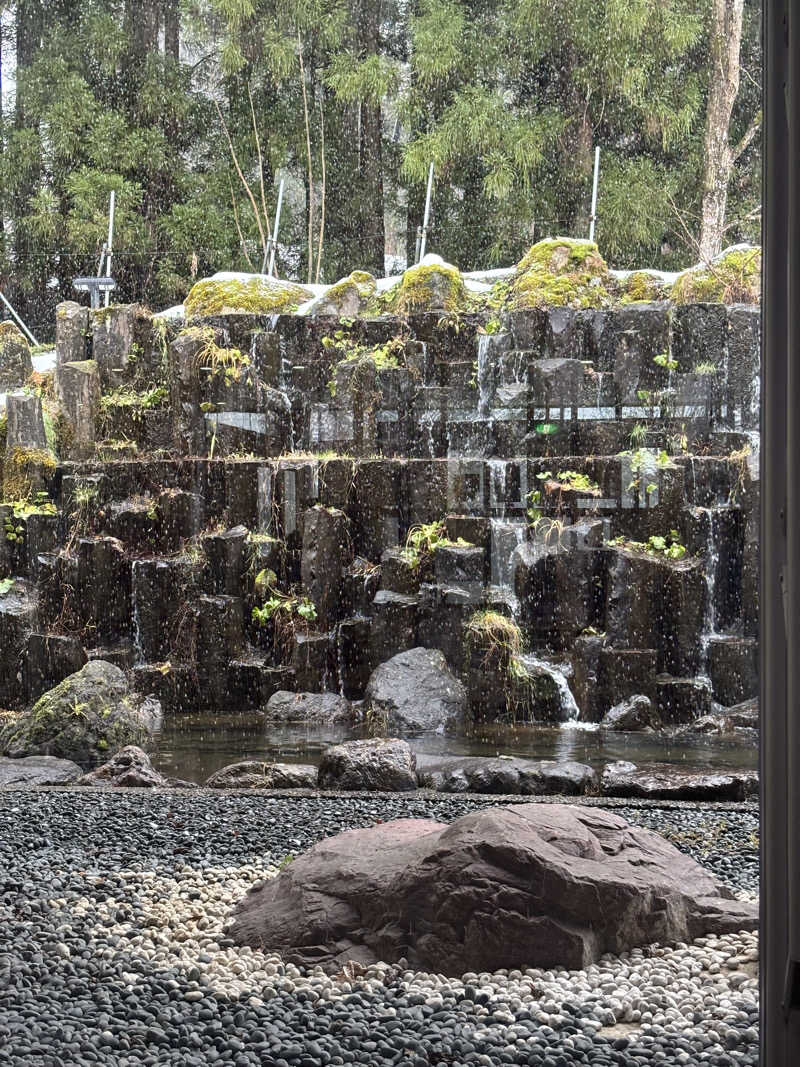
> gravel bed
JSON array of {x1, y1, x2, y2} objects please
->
[{"x1": 0, "y1": 791, "x2": 759, "y2": 1066}]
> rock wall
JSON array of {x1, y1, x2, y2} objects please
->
[{"x1": 0, "y1": 293, "x2": 759, "y2": 728}]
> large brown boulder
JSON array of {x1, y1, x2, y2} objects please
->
[{"x1": 229, "y1": 803, "x2": 757, "y2": 975}]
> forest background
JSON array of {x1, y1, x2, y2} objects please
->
[{"x1": 0, "y1": 0, "x2": 761, "y2": 335}]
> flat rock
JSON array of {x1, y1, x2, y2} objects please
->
[
  {"x1": 264, "y1": 691, "x2": 352, "y2": 725},
  {"x1": 318, "y1": 738, "x2": 417, "y2": 791},
  {"x1": 205, "y1": 760, "x2": 318, "y2": 790},
  {"x1": 416, "y1": 755, "x2": 596, "y2": 796},
  {"x1": 365, "y1": 647, "x2": 467, "y2": 735},
  {"x1": 77, "y1": 745, "x2": 168, "y2": 788},
  {"x1": 0, "y1": 754, "x2": 82, "y2": 787},
  {"x1": 601, "y1": 760, "x2": 758, "y2": 801},
  {"x1": 229, "y1": 803, "x2": 758, "y2": 975}
]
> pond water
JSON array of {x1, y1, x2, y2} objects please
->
[{"x1": 149, "y1": 713, "x2": 758, "y2": 785}]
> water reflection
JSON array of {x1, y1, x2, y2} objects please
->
[{"x1": 150, "y1": 713, "x2": 757, "y2": 785}]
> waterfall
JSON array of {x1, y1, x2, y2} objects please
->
[
  {"x1": 419, "y1": 410, "x2": 438, "y2": 457},
  {"x1": 476, "y1": 333, "x2": 494, "y2": 418},
  {"x1": 517, "y1": 652, "x2": 581, "y2": 721},
  {"x1": 490, "y1": 519, "x2": 526, "y2": 592}
]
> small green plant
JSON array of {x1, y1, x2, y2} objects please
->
[
  {"x1": 479, "y1": 318, "x2": 502, "y2": 335},
  {"x1": 610, "y1": 529, "x2": 687, "y2": 560},
  {"x1": 629, "y1": 422, "x2": 648, "y2": 449},
  {"x1": 554, "y1": 470, "x2": 601, "y2": 494},
  {"x1": 0, "y1": 578, "x2": 14, "y2": 596},
  {"x1": 401, "y1": 520, "x2": 468, "y2": 570},
  {"x1": 277, "y1": 853, "x2": 294, "y2": 871},
  {"x1": 653, "y1": 352, "x2": 678, "y2": 372}
]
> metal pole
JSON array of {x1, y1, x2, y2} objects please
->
[
  {"x1": 0, "y1": 289, "x2": 40, "y2": 347},
  {"x1": 589, "y1": 146, "x2": 600, "y2": 243},
  {"x1": 418, "y1": 162, "x2": 434, "y2": 261},
  {"x1": 268, "y1": 179, "x2": 285, "y2": 277},
  {"x1": 104, "y1": 190, "x2": 116, "y2": 307},
  {"x1": 96, "y1": 242, "x2": 107, "y2": 279}
]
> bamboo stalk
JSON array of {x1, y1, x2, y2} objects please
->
[{"x1": 298, "y1": 32, "x2": 315, "y2": 285}]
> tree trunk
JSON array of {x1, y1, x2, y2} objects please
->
[
  {"x1": 355, "y1": 0, "x2": 385, "y2": 277},
  {"x1": 698, "y1": 0, "x2": 745, "y2": 263},
  {"x1": 164, "y1": 0, "x2": 180, "y2": 60}
]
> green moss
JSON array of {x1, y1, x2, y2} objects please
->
[
  {"x1": 0, "y1": 321, "x2": 29, "y2": 347},
  {"x1": 184, "y1": 277, "x2": 310, "y2": 318},
  {"x1": 671, "y1": 247, "x2": 761, "y2": 305},
  {"x1": 2, "y1": 447, "x2": 57, "y2": 502},
  {"x1": 100, "y1": 385, "x2": 168, "y2": 413},
  {"x1": 324, "y1": 271, "x2": 377, "y2": 307},
  {"x1": 509, "y1": 238, "x2": 614, "y2": 310},
  {"x1": 621, "y1": 271, "x2": 665, "y2": 304},
  {"x1": 389, "y1": 262, "x2": 467, "y2": 314}
]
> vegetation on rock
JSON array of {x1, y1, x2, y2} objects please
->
[
  {"x1": 671, "y1": 247, "x2": 761, "y2": 304},
  {"x1": 509, "y1": 239, "x2": 615, "y2": 309},
  {"x1": 184, "y1": 277, "x2": 311, "y2": 319}
]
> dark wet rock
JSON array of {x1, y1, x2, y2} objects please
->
[
  {"x1": 205, "y1": 760, "x2": 318, "y2": 789},
  {"x1": 601, "y1": 694, "x2": 660, "y2": 732},
  {"x1": 229, "y1": 802, "x2": 757, "y2": 974},
  {"x1": 318, "y1": 738, "x2": 417, "y2": 791},
  {"x1": 416, "y1": 755, "x2": 597, "y2": 796},
  {"x1": 77, "y1": 745, "x2": 168, "y2": 788},
  {"x1": 0, "y1": 660, "x2": 162, "y2": 766},
  {"x1": 264, "y1": 690, "x2": 352, "y2": 725},
  {"x1": 723, "y1": 697, "x2": 759, "y2": 730},
  {"x1": 364, "y1": 647, "x2": 467, "y2": 735},
  {"x1": 0, "y1": 753, "x2": 82, "y2": 787},
  {"x1": 601, "y1": 759, "x2": 758, "y2": 801}
]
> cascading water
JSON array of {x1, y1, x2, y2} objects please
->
[
  {"x1": 487, "y1": 458, "x2": 527, "y2": 593},
  {"x1": 516, "y1": 652, "x2": 581, "y2": 722}
]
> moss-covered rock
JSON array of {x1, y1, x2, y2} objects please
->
[
  {"x1": 620, "y1": 271, "x2": 669, "y2": 304},
  {"x1": 184, "y1": 274, "x2": 311, "y2": 319},
  {"x1": 0, "y1": 660, "x2": 163, "y2": 767},
  {"x1": 670, "y1": 245, "x2": 761, "y2": 305},
  {"x1": 508, "y1": 237, "x2": 615, "y2": 310},
  {"x1": 0, "y1": 321, "x2": 33, "y2": 390},
  {"x1": 1, "y1": 446, "x2": 57, "y2": 502},
  {"x1": 389, "y1": 256, "x2": 467, "y2": 314},
  {"x1": 305, "y1": 271, "x2": 378, "y2": 317}
]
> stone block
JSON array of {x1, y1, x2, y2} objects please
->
[
  {"x1": 301, "y1": 505, "x2": 351, "y2": 629},
  {"x1": 55, "y1": 301, "x2": 89, "y2": 366},
  {"x1": 5, "y1": 392, "x2": 48, "y2": 453},
  {"x1": 55, "y1": 359, "x2": 101, "y2": 459}
]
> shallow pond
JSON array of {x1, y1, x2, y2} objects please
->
[{"x1": 149, "y1": 713, "x2": 758, "y2": 785}]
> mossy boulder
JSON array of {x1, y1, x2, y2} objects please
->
[
  {"x1": 304, "y1": 271, "x2": 377, "y2": 317},
  {"x1": 389, "y1": 255, "x2": 467, "y2": 313},
  {"x1": 0, "y1": 660, "x2": 163, "y2": 767},
  {"x1": 0, "y1": 321, "x2": 33, "y2": 390},
  {"x1": 621, "y1": 271, "x2": 669, "y2": 304},
  {"x1": 509, "y1": 238, "x2": 615, "y2": 310},
  {"x1": 671, "y1": 245, "x2": 761, "y2": 305},
  {"x1": 184, "y1": 273, "x2": 311, "y2": 319}
]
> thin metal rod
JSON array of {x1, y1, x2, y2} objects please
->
[
  {"x1": 96, "y1": 242, "x2": 107, "y2": 279},
  {"x1": 268, "y1": 179, "x2": 285, "y2": 277},
  {"x1": 589, "y1": 146, "x2": 601, "y2": 242},
  {"x1": 0, "y1": 289, "x2": 40, "y2": 347},
  {"x1": 419, "y1": 162, "x2": 434, "y2": 261},
  {"x1": 104, "y1": 190, "x2": 116, "y2": 307}
]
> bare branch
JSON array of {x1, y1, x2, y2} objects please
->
[
  {"x1": 731, "y1": 109, "x2": 762, "y2": 162},
  {"x1": 315, "y1": 97, "x2": 326, "y2": 285},
  {"x1": 214, "y1": 98, "x2": 267, "y2": 269},
  {"x1": 247, "y1": 81, "x2": 272, "y2": 264},
  {"x1": 298, "y1": 32, "x2": 315, "y2": 285},
  {"x1": 229, "y1": 173, "x2": 255, "y2": 272}
]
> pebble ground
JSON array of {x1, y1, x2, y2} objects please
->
[{"x1": 0, "y1": 790, "x2": 759, "y2": 1066}]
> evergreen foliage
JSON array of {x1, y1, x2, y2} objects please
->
[{"x1": 0, "y1": 0, "x2": 761, "y2": 334}]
